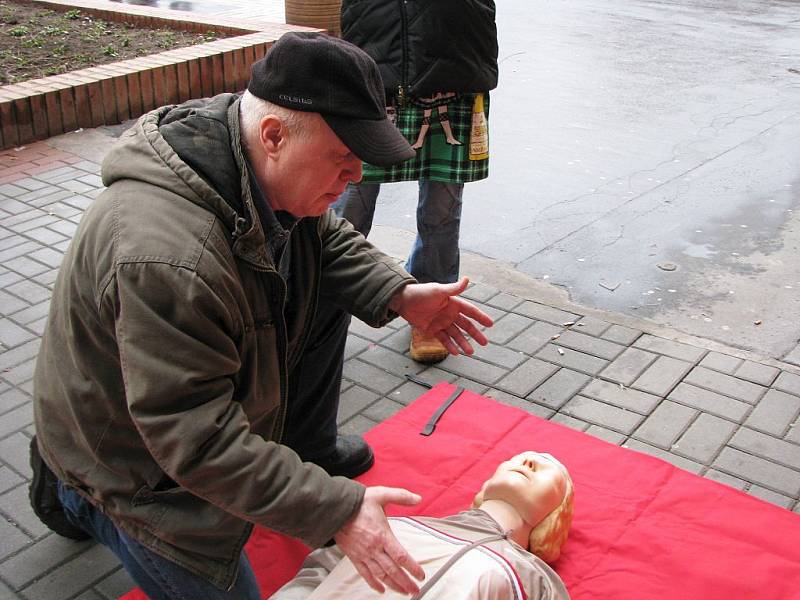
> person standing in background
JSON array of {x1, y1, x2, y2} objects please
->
[{"x1": 334, "y1": 0, "x2": 499, "y2": 364}]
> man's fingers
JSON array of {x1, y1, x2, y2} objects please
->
[
  {"x1": 375, "y1": 487, "x2": 422, "y2": 507},
  {"x1": 441, "y1": 276, "x2": 469, "y2": 298},
  {"x1": 435, "y1": 330, "x2": 460, "y2": 356},
  {"x1": 353, "y1": 559, "x2": 384, "y2": 594},
  {"x1": 447, "y1": 324, "x2": 474, "y2": 355},
  {"x1": 387, "y1": 539, "x2": 426, "y2": 582},
  {"x1": 373, "y1": 553, "x2": 420, "y2": 595},
  {"x1": 457, "y1": 315, "x2": 489, "y2": 347}
]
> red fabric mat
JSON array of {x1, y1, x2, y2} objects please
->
[{"x1": 122, "y1": 383, "x2": 800, "y2": 599}]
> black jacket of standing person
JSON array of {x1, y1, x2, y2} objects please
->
[{"x1": 340, "y1": 0, "x2": 498, "y2": 102}]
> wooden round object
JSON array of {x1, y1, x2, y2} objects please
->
[{"x1": 284, "y1": 0, "x2": 342, "y2": 36}]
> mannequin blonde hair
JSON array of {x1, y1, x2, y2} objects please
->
[{"x1": 472, "y1": 454, "x2": 574, "y2": 563}]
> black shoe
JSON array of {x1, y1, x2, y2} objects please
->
[
  {"x1": 28, "y1": 436, "x2": 91, "y2": 541},
  {"x1": 311, "y1": 435, "x2": 375, "y2": 479}
]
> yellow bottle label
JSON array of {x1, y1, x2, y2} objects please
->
[{"x1": 469, "y1": 93, "x2": 489, "y2": 161}]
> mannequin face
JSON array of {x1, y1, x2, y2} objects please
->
[{"x1": 475, "y1": 452, "x2": 568, "y2": 527}]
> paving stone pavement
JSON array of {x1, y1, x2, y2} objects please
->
[{"x1": 2, "y1": 134, "x2": 800, "y2": 597}]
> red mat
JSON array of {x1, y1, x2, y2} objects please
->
[{"x1": 122, "y1": 383, "x2": 800, "y2": 599}]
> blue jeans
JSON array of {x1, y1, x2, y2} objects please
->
[
  {"x1": 57, "y1": 482, "x2": 261, "y2": 599},
  {"x1": 333, "y1": 181, "x2": 464, "y2": 284}
]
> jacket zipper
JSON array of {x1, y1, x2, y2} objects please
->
[{"x1": 398, "y1": 0, "x2": 409, "y2": 106}]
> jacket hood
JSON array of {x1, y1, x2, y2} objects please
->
[{"x1": 101, "y1": 94, "x2": 266, "y2": 256}]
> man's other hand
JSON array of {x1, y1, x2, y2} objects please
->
[
  {"x1": 389, "y1": 277, "x2": 494, "y2": 356},
  {"x1": 333, "y1": 486, "x2": 425, "y2": 594}
]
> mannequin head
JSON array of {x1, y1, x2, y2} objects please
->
[{"x1": 472, "y1": 452, "x2": 574, "y2": 563}]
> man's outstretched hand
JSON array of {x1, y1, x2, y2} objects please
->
[
  {"x1": 334, "y1": 486, "x2": 425, "y2": 594},
  {"x1": 389, "y1": 277, "x2": 494, "y2": 356}
]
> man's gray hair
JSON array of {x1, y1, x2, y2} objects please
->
[{"x1": 240, "y1": 90, "x2": 317, "y2": 147}]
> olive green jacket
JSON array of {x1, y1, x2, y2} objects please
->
[{"x1": 33, "y1": 94, "x2": 414, "y2": 590}]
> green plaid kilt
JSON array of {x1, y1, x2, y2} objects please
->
[{"x1": 361, "y1": 92, "x2": 490, "y2": 184}]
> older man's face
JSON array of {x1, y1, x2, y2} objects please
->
[{"x1": 265, "y1": 114, "x2": 362, "y2": 217}]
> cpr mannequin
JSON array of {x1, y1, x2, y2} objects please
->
[{"x1": 272, "y1": 452, "x2": 574, "y2": 599}]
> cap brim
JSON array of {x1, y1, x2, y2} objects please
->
[{"x1": 323, "y1": 115, "x2": 415, "y2": 167}]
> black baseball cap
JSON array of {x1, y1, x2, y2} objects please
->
[{"x1": 247, "y1": 32, "x2": 414, "y2": 167}]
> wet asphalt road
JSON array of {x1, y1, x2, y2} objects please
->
[{"x1": 371, "y1": 0, "x2": 800, "y2": 359}]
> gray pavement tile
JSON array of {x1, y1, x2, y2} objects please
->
[
  {"x1": 667, "y1": 382, "x2": 751, "y2": 422},
  {"x1": 462, "y1": 282, "x2": 498, "y2": 303},
  {"x1": 743, "y1": 389, "x2": 800, "y2": 436},
  {"x1": 450, "y1": 377, "x2": 490, "y2": 395},
  {"x1": 71, "y1": 161, "x2": 102, "y2": 174},
  {"x1": 0, "y1": 291, "x2": 27, "y2": 316},
  {"x1": 495, "y1": 357, "x2": 557, "y2": 397},
  {"x1": 621, "y1": 439, "x2": 703, "y2": 474},
  {"x1": 514, "y1": 301, "x2": 580, "y2": 326},
  {"x1": 40, "y1": 202, "x2": 80, "y2": 219},
  {"x1": 0, "y1": 270, "x2": 23, "y2": 290},
  {"x1": 784, "y1": 344, "x2": 800, "y2": 368},
  {"x1": 585, "y1": 424, "x2": 626, "y2": 445},
  {"x1": 729, "y1": 427, "x2": 800, "y2": 472},
  {"x1": 412, "y1": 366, "x2": 458, "y2": 387},
  {"x1": 0, "y1": 486, "x2": 49, "y2": 538},
  {"x1": 550, "y1": 413, "x2": 590, "y2": 432},
  {"x1": 17, "y1": 542, "x2": 120, "y2": 600},
  {"x1": 5, "y1": 280, "x2": 50, "y2": 305},
  {"x1": 713, "y1": 447, "x2": 800, "y2": 497},
  {"x1": 341, "y1": 359, "x2": 404, "y2": 395},
  {"x1": 0, "y1": 578, "x2": 14, "y2": 600},
  {"x1": 0, "y1": 432, "x2": 33, "y2": 479},
  {"x1": 75, "y1": 590, "x2": 105, "y2": 600},
  {"x1": 484, "y1": 389, "x2": 554, "y2": 419},
  {"x1": 377, "y1": 327, "x2": 411, "y2": 354},
  {"x1": 23, "y1": 226, "x2": 67, "y2": 246},
  {"x1": 0, "y1": 236, "x2": 27, "y2": 256},
  {"x1": 683, "y1": 366, "x2": 766, "y2": 404},
  {"x1": 93, "y1": 567, "x2": 135, "y2": 600},
  {"x1": 786, "y1": 420, "x2": 800, "y2": 445},
  {"x1": 28, "y1": 248, "x2": 64, "y2": 269},
  {"x1": 18, "y1": 381, "x2": 33, "y2": 396},
  {"x1": 11, "y1": 178, "x2": 49, "y2": 192},
  {"x1": 14, "y1": 187, "x2": 62, "y2": 205},
  {"x1": 43, "y1": 220, "x2": 76, "y2": 238},
  {"x1": 336, "y1": 385, "x2": 379, "y2": 424},
  {"x1": 343, "y1": 334, "x2": 369, "y2": 361},
  {"x1": 599, "y1": 347, "x2": 658, "y2": 386},
  {"x1": 0, "y1": 339, "x2": 40, "y2": 371},
  {"x1": 572, "y1": 316, "x2": 611, "y2": 337},
  {"x1": 75, "y1": 175, "x2": 103, "y2": 188},
  {"x1": 703, "y1": 469, "x2": 747, "y2": 491},
  {"x1": 535, "y1": 344, "x2": 609, "y2": 376},
  {"x1": 0, "y1": 320, "x2": 36, "y2": 349},
  {"x1": 526, "y1": 368, "x2": 591, "y2": 410},
  {"x1": 553, "y1": 329, "x2": 625, "y2": 361},
  {"x1": 698, "y1": 351, "x2": 742, "y2": 374},
  {"x1": 3, "y1": 257, "x2": 48, "y2": 278},
  {"x1": 561, "y1": 395, "x2": 644, "y2": 434},
  {"x1": 0, "y1": 241, "x2": 41, "y2": 264},
  {"x1": 465, "y1": 301, "x2": 505, "y2": 322},
  {"x1": 484, "y1": 313, "x2": 534, "y2": 345},
  {"x1": 338, "y1": 415, "x2": 378, "y2": 437},
  {"x1": 2, "y1": 358, "x2": 36, "y2": 385},
  {"x1": 506, "y1": 320, "x2": 562, "y2": 355},
  {"x1": 0, "y1": 198, "x2": 29, "y2": 216},
  {"x1": 58, "y1": 180, "x2": 95, "y2": 195},
  {"x1": 26, "y1": 317, "x2": 47, "y2": 337},
  {"x1": 773, "y1": 371, "x2": 800, "y2": 397},
  {"x1": 362, "y1": 398, "x2": 405, "y2": 422},
  {"x1": 0, "y1": 387, "x2": 29, "y2": 416},
  {"x1": 631, "y1": 356, "x2": 693, "y2": 396},
  {"x1": 673, "y1": 413, "x2": 736, "y2": 464},
  {"x1": 32, "y1": 269, "x2": 58, "y2": 288},
  {"x1": 632, "y1": 334, "x2": 706, "y2": 363},
  {"x1": 437, "y1": 353, "x2": 507, "y2": 386},
  {"x1": 0, "y1": 184, "x2": 29, "y2": 198},
  {"x1": 0, "y1": 210, "x2": 44, "y2": 230},
  {"x1": 347, "y1": 319, "x2": 393, "y2": 343},
  {"x1": 484, "y1": 292, "x2": 522, "y2": 311},
  {"x1": 0, "y1": 403, "x2": 35, "y2": 439},
  {"x1": 0, "y1": 466, "x2": 23, "y2": 494},
  {"x1": 580, "y1": 378, "x2": 660, "y2": 414},
  {"x1": 11, "y1": 299, "x2": 50, "y2": 325},
  {"x1": 35, "y1": 166, "x2": 82, "y2": 183},
  {"x1": 733, "y1": 361, "x2": 779, "y2": 386},
  {"x1": 62, "y1": 195, "x2": 94, "y2": 210},
  {"x1": 633, "y1": 400, "x2": 698, "y2": 449},
  {"x1": 8, "y1": 216, "x2": 59, "y2": 235},
  {"x1": 746, "y1": 485, "x2": 794, "y2": 510},
  {"x1": 0, "y1": 517, "x2": 31, "y2": 561},
  {"x1": 23, "y1": 190, "x2": 76, "y2": 210},
  {"x1": 357, "y1": 345, "x2": 425, "y2": 378},
  {"x1": 470, "y1": 343, "x2": 526, "y2": 370}
]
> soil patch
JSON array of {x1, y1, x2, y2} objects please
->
[{"x1": 0, "y1": 0, "x2": 229, "y2": 85}]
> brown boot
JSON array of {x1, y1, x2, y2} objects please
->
[{"x1": 410, "y1": 327, "x2": 449, "y2": 364}]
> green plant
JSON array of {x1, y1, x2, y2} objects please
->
[
  {"x1": 158, "y1": 31, "x2": 176, "y2": 47},
  {"x1": 65, "y1": 9, "x2": 80, "y2": 19},
  {"x1": 8, "y1": 24, "x2": 28, "y2": 36},
  {"x1": 203, "y1": 31, "x2": 218, "y2": 41},
  {"x1": 22, "y1": 35, "x2": 43, "y2": 48},
  {"x1": 102, "y1": 44, "x2": 117, "y2": 57},
  {"x1": 41, "y1": 25, "x2": 67, "y2": 36}
]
